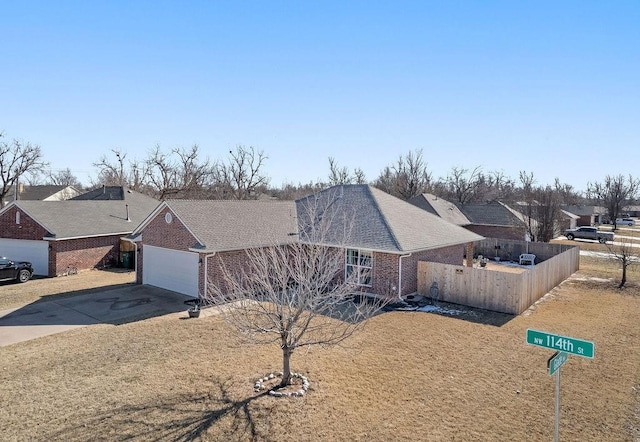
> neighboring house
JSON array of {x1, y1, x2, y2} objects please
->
[
  {"x1": 623, "y1": 206, "x2": 640, "y2": 217},
  {"x1": 0, "y1": 188, "x2": 158, "y2": 276},
  {"x1": 562, "y1": 205, "x2": 607, "y2": 226},
  {"x1": 2, "y1": 184, "x2": 81, "y2": 206},
  {"x1": 409, "y1": 194, "x2": 528, "y2": 241},
  {"x1": 560, "y1": 209, "x2": 580, "y2": 231},
  {"x1": 130, "y1": 185, "x2": 483, "y2": 299}
]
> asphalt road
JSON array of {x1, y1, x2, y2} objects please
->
[{"x1": 0, "y1": 284, "x2": 193, "y2": 347}]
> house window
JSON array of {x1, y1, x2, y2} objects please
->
[
  {"x1": 15, "y1": 211, "x2": 20, "y2": 225},
  {"x1": 165, "y1": 212, "x2": 173, "y2": 224},
  {"x1": 346, "y1": 249, "x2": 372, "y2": 286}
]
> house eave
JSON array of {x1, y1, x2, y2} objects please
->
[{"x1": 43, "y1": 231, "x2": 134, "y2": 241}]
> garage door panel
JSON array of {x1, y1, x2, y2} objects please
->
[
  {"x1": 0, "y1": 239, "x2": 49, "y2": 275},
  {"x1": 143, "y1": 246, "x2": 199, "y2": 297}
]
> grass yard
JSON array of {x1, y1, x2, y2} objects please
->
[{"x1": 0, "y1": 259, "x2": 639, "y2": 441}]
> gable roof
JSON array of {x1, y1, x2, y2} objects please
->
[
  {"x1": 3, "y1": 191, "x2": 159, "y2": 240},
  {"x1": 454, "y1": 201, "x2": 525, "y2": 228},
  {"x1": 296, "y1": 185, "x2": 483, "y2": 253},
  {"x1": 4, "y1": 185, "x2": 81, "y2": 202},
  {"x1": 409, "y1": 193, "x2": 471, "y2": 226},
  {"x1": 137, "y1": 200, "x2": 299, "y2": 252},
  {"x1": 561, "y1": 205, "x2": 607, "y2": 216}
]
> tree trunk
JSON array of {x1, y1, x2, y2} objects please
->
[
  {"x1": 280, "y1": 347, "x2": 293, "y2": 387},
  {"x1": 619, "y1": 262, "x2": 627, "y2": 288}
]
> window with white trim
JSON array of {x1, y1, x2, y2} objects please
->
[
  {"x1": 346, "y1": 249, "x2": 372, "y2": 286},
  {"x1": 16, "y1": 211, "x2": 20, "y2": 224}
]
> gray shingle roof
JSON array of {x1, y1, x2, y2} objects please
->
[
  {"x1": 296, "y1": 185, "x2": 483, "y2": 253},
  {"x1": 72, "y1": 186, "x2": 128, "y2": 200},
  {"x1": 9, "y1": 191, "x2": 159, "y2": 239},
  {"x1": 5, "y1": 185, "x2": 80, "y2": 201},
  {"x1": 561, "y1": 205, "x2": 607, "y2": 216},
  {"x1": 164, "y1": 200, "x2": 299, "y2": 252},
  {"x1": 455, "y1": 201, "x2": 524, "y2": 227},
  {"x1": 409, "y1": 193, "x2": 471, "y2": 226}
]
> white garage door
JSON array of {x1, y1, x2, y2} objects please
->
[
  {"x1": 143, "y1": 245, "x2": 199, "y2": 297},
  {"x1": 0, "y1": 238, "x2": 49, "y2": 275}
]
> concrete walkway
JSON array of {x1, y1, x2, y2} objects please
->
[{"x1": 0, "y1": 284, "x2": 193, "y2": 347}]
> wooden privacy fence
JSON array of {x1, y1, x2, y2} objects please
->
[{"x1": 417, "y1": 244, "x2": 580, "y2": 315}]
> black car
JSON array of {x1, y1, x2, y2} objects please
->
[{"x1": 0, "y1": 257, "x2": 34, "y2": 283}]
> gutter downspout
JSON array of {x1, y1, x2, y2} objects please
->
[
  {"x1": 202, "y1": 252, "x2": 217, "y2": 301},
  {"x1": 398, "y1": 253, "x2": 412, "y2": 300}
]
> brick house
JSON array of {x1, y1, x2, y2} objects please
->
[
  {"x1": 131, "y1": 185, "x2": 483, "y2": 299},
  {"x1": 0, "y1": 188, "x2": 158, "y2": 276},
  {"x1": 410, "y1": 194, "x2": 528, "y2": 241}
]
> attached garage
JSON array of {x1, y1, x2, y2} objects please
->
[
  {"x1": 0, "y1": 238, "x2": 49, "y2": 276},
  {"x1": 142, "y1": 245, "x2": 199, "y2": 297}
]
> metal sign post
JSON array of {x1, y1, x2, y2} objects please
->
[
  {"x1": 528, "y1": 331, "x2": 595, "y2": 442},
  {"x1": 547, "y1": 351, "x2": 567, "y2": 442}
]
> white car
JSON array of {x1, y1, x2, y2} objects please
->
[{"x1": 615, "y1": 218, "x2": 636, "y2": 226}]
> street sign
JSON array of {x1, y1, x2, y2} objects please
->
[
  {"x1": 547, "y1": 351, "x2": 569, "y2": 376},
  {"x1": 526, "y1": 329, "x2": 595, "y2": 359}
]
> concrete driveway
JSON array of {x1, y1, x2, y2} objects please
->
[{"x1": 0, "y1": 284, "x2": 194, "y2": 347}]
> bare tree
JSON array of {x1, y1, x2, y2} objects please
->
[
  {"x1": 46, "y1": 168, "x2": 83, "y2": 188},
  {"x1": 607, "y1": 237, "x2": 640, "y2": 288},
  {"x1": 145, "y1": 144, "x2": 213, "y2": 199},
  {"x1": 213, "y1": 145, "x2": 269, "y2": 199},
  {"x1": 328, "y1": 157, "x2": 351, "y2": 185},
  {"x1": 92, "y1": 149, "x2": 145, "y2": 189},
  {"x1": 353, "y1": 167, "x2": 367, "y2": 184},
  {"x1": 531, "y1": 185, "x2": 564, "y2": 242},
  {"x1": 0, "y1": 132, "x2": 48, "y2": 207},
  {"x1": 588, "y1": 174, "x2": 640, "y2": 230},
  {"x1": 327, "y1": 157, "x2": 367, "y2": 186},
  {"x1": 374, "y1": 149, "x2": 432, "y2": 200},
  {"x1": 204, "y1": 196, "x2": 386, "y2": 390},
  {"x1": 445, "y1": 166, "x2": 483, "y2": 204}
]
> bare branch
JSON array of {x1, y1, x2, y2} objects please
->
[
  {"x1": 0, "y1": 133, "x2": 49, "y2": 207},
  {"x1": 203, "y1": 193, "x2": 387, "y2": 388}
]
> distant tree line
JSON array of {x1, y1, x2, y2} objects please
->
[{"x1": 2, "y1": 130, "x2": 639, "y2": 239}]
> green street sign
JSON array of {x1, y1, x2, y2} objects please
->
[
  {"x1": 526, "y1": 329, "x2": 595, "y2": 359},
  {"x1": 548, "y1": 351, "x2": 569, "y2": 375}
]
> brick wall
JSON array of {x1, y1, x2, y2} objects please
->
[
  {"x1": 0, "y1": 206, "x2": 50, "y2": 240},
  {"x1": 398, "y1": 245, "x2": 464, "y2": 296},
  {"x1": 50, "y1": 235, "x2": 122, "y2": 276},
  {"x1": 335, "y1": 245, "x2": 466, "y2": 298}
]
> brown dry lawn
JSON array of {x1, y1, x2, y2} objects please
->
[{"x1": 0, "y1": 259, "x2": 639, "y2": 441}]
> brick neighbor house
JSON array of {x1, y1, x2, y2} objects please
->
[
  {"x1": 0, "y1": 187, "x2": 158, "y2": 276},
  {"x1": 131, "y1": 184, "x2": 483, "y2": 299},
  {"x1": 410, "y1": 194, "x2": 529, "y2": 241}
]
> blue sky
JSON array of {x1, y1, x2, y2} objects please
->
[{"x1": 1, "y1": 1, "x2": 638, "y2": 192}]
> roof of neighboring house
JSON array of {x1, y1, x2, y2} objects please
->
[
  {"x1": 4, "y1": 185, "x2": 81, "y2": 202},
  {"x1": 561, "y1": 205, "x2": 607, "y2": 216},
  {"x1": 408, "y1": 193, "x2": 470, "y2": 226},
  {"x1": 560, "y1": 209, "x2": 580, "y2": 220},
  {"x1": 455, "y1": 201, "x2": 525, "y2": 227},
  {"x1": 2, "y1": 190, "x2": 159, "y2": 239},
  {"x1": 140, "y1": 200, "x2": 299, "y2": 252},
  {"x1": 73, "y1": 185, "x2": 134, "y2": 200},
  {"x1": 296, "y1": 185, "x2": 483, "y2": 253}
]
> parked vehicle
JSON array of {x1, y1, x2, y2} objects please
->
[
  {"x1": 0, "y1": 257, "x2": 34, "y2": 283},
  {"x1": 615, "y1": 218, "x2": 636, "y2": 226},
  {"x1": 563, "y1": 226, "x2": 614, "y2": 244}
]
